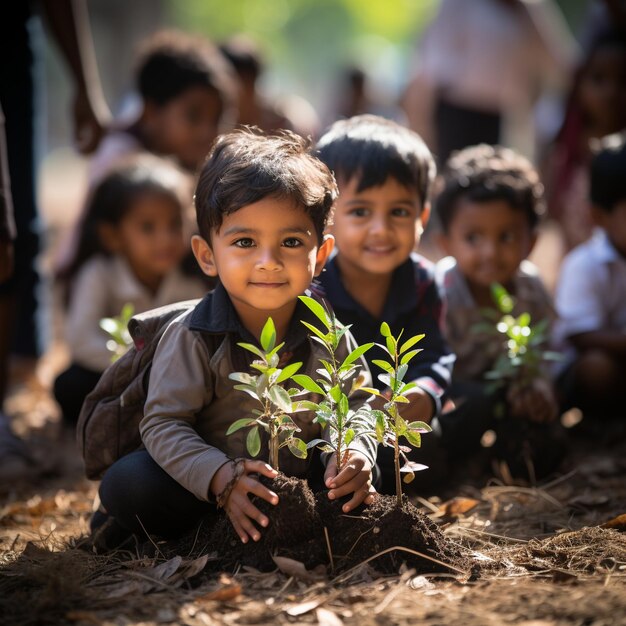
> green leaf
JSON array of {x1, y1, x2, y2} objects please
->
[
  {"x1": 408, "y1": 421, "x2": 432, "y2": 433},
  {"x1": 232, "y1": 384, "x2": 259, "y2": 399},
  {"x1": 374, "y1": 411, "x2": 387, "y2": 441},
  {"x1": 385, "y1": 335, "x2": 396, "y2": 356},
  {"x1": 226, "y1": 418, "x2": 256, "y2": 435},
  {"x1": 299, "y1": 295, "x2": 331, "y2": 329},
  {"x1": 275, "y1": 361, "x2": 303, "y2": 383},
  {"x1": 292, "y1": 374, "x2": 325, "y2": 395},
  {"x1": 237, "y1": 342, "x2": 265, "y2": 359},
  {"x1": 338, "y1": 393, "x2": 349, "y2": 416},
  {"x1": 491, "y1": 283, "x2": 514, "y2": 313},
  {"x1": 229, "y1": 372, "x2": 256, "y2": 385},
  {"x1": 288, "y1": 437, "x2": 308, "y2": 459},
  {"x1": 400, "y1": 348, "x2": 422, "y2": 366},
  {"x1": 293, "y1": 400, "x2": 321, "y2": 412},
  {"x1": 404, "y1": 429, "x2": 421, "y2": 447},
  {"x1": 301, "y1": 320, "x2": 330, "y2": 343},
  {"x1": 372, "y1": 359, "x2": 395, "y2": 374},
  {"x1": 396, "y1": 363, "x2": 408, "y2": 382},
  {"x1": 360, "y1": 386, "x2": 385, "y2": 397},
  {"x1": 399, "y1": 333, "x2": 424, "y2": 355},
  {"x1": 340, "y1": 342, "x2": 374, "y2": 368},
  {"x1": 380, "y1": 321, "x2": 391, "y2": 338},
  {"x1": 268, "y1": 385, "x2": 292, "y2": 413},
  {"x1": 246, "y1": 426, "x2": 261, "y2": 457},
  {"x1": 259, "y1": 318, "x2": 276, "y2": 351},
  {"x1": 329, "y1": 385, "x2": 342, "y2": 404},
  {"x1": 344, "y1": 428, "x2": 355, "y2": 446}
]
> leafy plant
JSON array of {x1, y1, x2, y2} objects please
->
[
  {"x1": 100, "y1": 303, "x2": 134, "y2": 362},
  {"x1": 290, "y1": 296, "x2": 376, "y2": 472},
  {"x1": 361, "y1": 323, "x2": 432, "y2": 506},
  {"x1": 475, "y1": 283, "x2": 561, "y2": 394},
  {"x1": 227, "y1": 317, "x2": 307, "y2": 470}
]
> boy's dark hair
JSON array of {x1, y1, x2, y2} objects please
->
[
  {"x1": 315, "y1": 114, "x2": 435, "y2": 207},
  {"x1": 590, "y1": 131, "x2": 626, "y2": 213},
  {"x1": 194, "y1": 127, "x2": 338, "y2": 243},
  {"x1": 135, "y1": 29, "x2": 236, "y2": 113},
  {"x1": 435, "y1": 144, "x2": 545, "y2": 233},
  {"x1": 219, "y1": 34, "x2": 264, "y2": 83}
]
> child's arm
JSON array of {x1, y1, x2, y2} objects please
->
[
  {"x1": 324, "y1": 450, "x2": 376, "y2": 513},
  {"x1": 210, "y1": 459, "x2": 279, "y2": 543}
]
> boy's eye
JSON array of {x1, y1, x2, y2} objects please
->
[
  {"x1": 140, "y1": 222, "x2": 156, "y2": 235},
  {"x1": 348, "y1": 207, "x2": 369, "y2": 217},
  {"x1": 283, "y1": 237, "x2": 302, "y2": 248},
  {"x1": 464, "y1": 232, "x2": 480, "y2": 245},
  {"x1": 234, "y1": 238, "x2": 255, "y2": 248},
  {"x1": 500, "y1": 231, "x2": 516, "y2": 243},
  {"x1": 391, "y1": 207, "x2": 411, "y2": 218}
]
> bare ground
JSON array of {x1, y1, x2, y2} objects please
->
[{"x1": 1, "y1": 363, "x2": 625, "y2": 626}]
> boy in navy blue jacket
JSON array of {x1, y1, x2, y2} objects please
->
[{"x1": 315, "y1": 114, "x2": 455, "y2": 494}]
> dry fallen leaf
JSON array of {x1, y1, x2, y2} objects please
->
[
  {"x1": 272, "y1": 555, "x2": 325, "y2": 582},
  {"x1": 196, "y1": 574, "x2": 242, "y2": 603},
  {"x1": 600, "y1": 513, "x2": 626, "y2": 531},
  {"x1": 441, "y1": 497, "x2": 480, "y2": 517},
  {"x1": 316, "y1": 606, "x2": 343, "y2": 626}
]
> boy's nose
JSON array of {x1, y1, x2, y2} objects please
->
[
  {"x1": 368, "y1": 214, "x2": 389, "y2": 235},
  {"x1": 256, "y1": 247, "x2": 282, "y2": 270}
]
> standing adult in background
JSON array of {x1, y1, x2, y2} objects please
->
[
  {"x1": 401, "y1": 0, "x2": 577, "y2": 166},
  {"x1": 0, "y1": 0, "x2": 110, "y2": 479}
]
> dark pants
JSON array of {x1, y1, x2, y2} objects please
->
[
  {"x1": 434, "y1": 96, "x2": 501, "y2": 166},
  {"x1": 437, "y1": 380, "x2": 568, "y2": 481},
  {"x1": 53, "y1": 363, "x2": 102, "y2": 425},
  {"x1": 99, "y1": 449, "x2": 217, "y2": 538}
]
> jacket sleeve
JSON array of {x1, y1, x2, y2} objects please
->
[
  {"x1": 140, "y1": 321, "x2": 230, "y2": 502},
  {"x1": 405, "y1": 275, "x2": 455, "y2": 416}
]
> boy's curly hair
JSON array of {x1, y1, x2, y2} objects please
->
[
  {"x1": 590, "y1": 131, "x2": 626, "y2": 213},
  {"x1": 316, "y1": 114, "x2": 435, "y2": 207},
  {"x1": 194, "y1": 127, "x2": 338, "y2": 243},
  {"x1": 435, "y1": 144, "x2": 545, "y2": 232},
  {"x1": 135, "y1": 29, "x2": 236, "y2": 113}
]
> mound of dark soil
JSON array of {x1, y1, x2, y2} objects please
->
[{"x1": 158, "y1": 473, "x2": 468, "y2": 577}]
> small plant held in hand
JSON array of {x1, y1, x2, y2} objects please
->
[
  {"x1": 362, "y1": 323, "x2": 432, "y2": 506},
  {"x1": 227, "y1": 317, "x2": 306, "y2": 471},
  {"x1": 100, "y1": 303, "x2": 134, "y2": 362},
  {"x1": 291, "y1": 296, "x2": 375, "y2": 471},
  {"x1": 476, "y1": 283, "x2": 561, "y2": 395}
]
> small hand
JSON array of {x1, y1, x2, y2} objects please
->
[
  {"x1": 210, "y1": 460, "x2": 279, "y2": 544},
  {"x1": 324, "y1": 450, "x2": 376, "y2": 513}
]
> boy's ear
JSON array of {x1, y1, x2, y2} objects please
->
[
  {"x1": 313, "y1": 234, "x2": 335, "y2": 277},
  {"x1": 191, "y1": 234, "x2": 218, "y2": 277},
  {"x1": 419, "y1": 202, "x2": 431, "y2": 233}
]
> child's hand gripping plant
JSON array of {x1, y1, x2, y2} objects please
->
[
  {"x1": 226, "y1": 317, "x2": 307, "y2": 471},
  {"x1": 289, "y1": 296, "x2": 376, "y2": 473},
  {"x1": 476, "y1": 283, "x2": 562, "y2": 396},
  {"x1": 362, "y1": 323, "x2": 432, "y2": 506},
  {"x1": 100, "y1": 303, "x2": 135, "y2": 362}
]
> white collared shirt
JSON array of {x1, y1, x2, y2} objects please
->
[
  {"x1": 65, "y1": 255, "x2": 207, "y2": 371},
  {"x1": 552, "y1": 229, "x2": 626, "y2": 366}
]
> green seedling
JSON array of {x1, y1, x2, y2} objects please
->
[
  {"x1": 227, "y1": 317, "x2": 306, "y2": 471},
  {"x1": 100, "y1": 303, "x2": 134, "y2": 362},
  {"x1": 362, "y1": 323, "x2": 432, "y2": 506},
  {"x1": 474, "y1": 283, "x2": 562, "y2": 396},
  {"x1": 290, "y1": 296, "x2": 375, "y2": 471}
]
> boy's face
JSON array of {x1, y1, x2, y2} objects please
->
[
  {"x1": 330, "y1": 176, "x2": 426, "y2": 276},
  {"x1": 148, "y1": 86, "x2": 223, "y2": 171},
  {"x1": 439, "y1": 199, "x2": 535, "y2": 290},
  {"x1": 192, "y1": 196, "x2": 334, "y2": 327},
  {"x1": 594, "y1": 200, "x2": 626, "y2": 257}
]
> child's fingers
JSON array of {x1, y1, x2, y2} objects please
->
[
  {"x1": 244, "y1": 460, "x2": 278, "y2": 480},
  {"x1": 242, "y1": 475, "x2": 279, "y2": 506},
  {"x1": 324, "y1": 456, "x2": 338, "y2": 488},
  {"x1": 338, "y1": 481, "x2": 377, "y2": 513}
]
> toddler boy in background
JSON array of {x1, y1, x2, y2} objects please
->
[
  {"x1": 552, "y1": 132, "x2": 626, "y2": 436},
  {"x1": 93, "y1": 128, "x2": 377, "y2": 550},
  {"x1": 434, "y1": 144, "x2": 565, "y2": 482},
  {"x1": 315, "y1": 114, "x2": 455, "y2": 495}
]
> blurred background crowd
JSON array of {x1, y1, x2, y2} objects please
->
[{"x1": 1, "y1": 0, "x2": 625, "y2": 479}]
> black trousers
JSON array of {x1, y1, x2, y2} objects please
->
[{"x1": 53, "y1": 363, "x2": 102, "y2": 425}]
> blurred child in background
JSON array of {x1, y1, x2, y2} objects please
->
[
  {"x1": 89, "y1": 28, "x2": 236, "y2": 183},
  {"x1": 53, "y1": 155, "x2": 207, "y2": 425},
  {"x1": 542, "y1": 29, "x2": 626, "y2": 252},
  {"x1": 434, "y1": 144, "x2": 566, "y2": 482},
  {"x1": 552, "y1": 131, "x2": 626, "y2": 436},
  {"x1": 315, "y1": 114, "x2": 455, "y2": 495}
]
